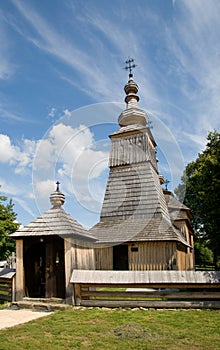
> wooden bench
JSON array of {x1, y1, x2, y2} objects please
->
[{"x1": 70, "y1": 270, "x2": 220, "y2": 309}]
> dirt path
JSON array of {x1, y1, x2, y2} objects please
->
[{"x1": 0, "y1": 308, "x2": 52, "y2": 330}]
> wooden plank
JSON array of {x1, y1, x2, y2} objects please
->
[
  {"x1": 0, "y1": 293, "x2": 12, "y2": 301},
  {"x1": 0, "y1": 277, "x2": 12, "y2": 301},
  {"x1": 70, "y1": 270, "x2": 220, "y2": 285},
  {"x1": 80, "y1": 290, "x2": 220, "y2": 300},
  {"x1": 0, "y1": 268, "x2": 16, "y2": 279},
  {"x1": 0, "y1": 285, "x2": 12, "y2": 292},
  {"x1": 80, "y1": 299, "x2": 220, "y2": 309},
  {"x1": 80, "y1": 283, "x2": 220, "y2": 290},
  {"x1": 74, "y1": 283, "x2": 81, "y2": 306},
  {"x1": 0, "y1": 281, "x2": 11, "y2": 285},
  {"x1": 16, "y1": 239, "x2": 24, "y2": 300}
]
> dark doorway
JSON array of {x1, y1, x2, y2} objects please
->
[
  {"x1": 113, "y1": 245, "x2": 129, "y2": 270},
  {"x1": 24, "y1": 236, "x2": 65, "y2": 298}
]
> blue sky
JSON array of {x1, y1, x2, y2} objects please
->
[{"x1": 0, "y1": 0, "x2": 220, "y2": 228}]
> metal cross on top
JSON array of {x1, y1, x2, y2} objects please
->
[
  {"x1": 124, "y1": 58, "x2": 137, "y2": 75},
  {"x1": 56, "y1": 181, "x2": 60, "y2": 191},
  {"x1": 164, "y1": 178, "x2": 170, "y2": 190}
]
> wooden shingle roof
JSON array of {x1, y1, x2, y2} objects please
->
[
  {"x1": 90, "y1": 216, "x2": 189, "y2": 246},
  {"x1": 164, "y1": 190, "x2": 193, "y2": 221},
  {"x1": 11, "y1": 207, "x2": 95, "y2": 242},
  {"x1": 11, "y1": 185, "x2": 96, "y2": 242}
]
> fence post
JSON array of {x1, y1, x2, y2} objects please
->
[{"x1": 74, "y1": 284, "x2": 81, "y2": 306}]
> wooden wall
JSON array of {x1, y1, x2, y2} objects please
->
[
  {"x1": 176, "y1": 245, "x2": 194, "y2": 271},
  {"x1": 94, "y1": 246, "x2": 113, "y2": 270},
  {"x1": 64, "y1": 238, "x2": 95, "y2": 304},
  {"x1": 95, "y1": 241, "x2": 194, "y2": 271},
  {"x1": 128, "y1": 242, "x2": 177, "y2": 270}
]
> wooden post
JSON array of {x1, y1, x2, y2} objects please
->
[
  {"x1": 74, "y1": 283, "x2": 81, "y2": 306},
  {"x1": 64, "y1": 239, "x2": 74, "y2": 305},
  {"x1": 15, "y1": 239, "x2": 24, "y2": 301},
  {"x1": 11, "y1": 275, "x2": 16, "y2": 302}
]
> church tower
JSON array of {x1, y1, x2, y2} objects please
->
[{"x1": 90, "y1": 60, "x2": 194, "y2": 271}]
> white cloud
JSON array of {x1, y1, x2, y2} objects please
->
[
  {"x1": 0, "y1": 121, "x2": 109, "y2": 202},
  {"x1": 0, "y1": 134, "x2": 37, "y2": 174},
  {"x1": 31, "y1": 122, "x2": 109, "y2": 211},
  {"x1": 0, "y1": 134, "x2": 19, "y2": 162},
  {"x1": 34, "y1": 179, "x2": 55, "y2": 199}
]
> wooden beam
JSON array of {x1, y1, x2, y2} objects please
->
[
  {"x1": 74, "y1": 283, "x2": 81, "y2": 306},
  {"x1": 71, "y1": 270, "x2": 220, "y2": 286},
  {"x1": 15, "y1": 240, "x2": 24, "y2": 301},
  {"x1": 80, "y1": 299, "x2": 220, "y2": 309},
  {"x1": 81, "y1": 290, "x2": 220, "y2": 300}
]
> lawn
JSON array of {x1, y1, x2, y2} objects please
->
[{"x1": 0, "y1": 307, "x2": 219, "y2": 350}]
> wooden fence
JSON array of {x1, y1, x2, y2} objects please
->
[
  {"x1": 71, "y1": 270, "x2": 220, "y2": 309},
  {"x1": 0, "y1": 268, "x2": 16, "y2": 302}
]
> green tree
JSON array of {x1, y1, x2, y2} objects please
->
[
  {"x1": 0, "y1": 189, "x2": 19, "y2": 260},
  {"x1": 194, "y1": 241, "x2": 214, "y2": 267},
  {"x1": 175, "y1": 131, "x2": 220, "y2": 268}
]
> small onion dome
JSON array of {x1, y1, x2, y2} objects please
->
[
  {"x1": 50, "y1": 181, "x2": 65, "y2": 208},
  {"x1": 118, "y1": 73, "x2": 147, "y2": 127},
  {"x1": 124, "y1": 74, "x2": 139, "y2": 104}
]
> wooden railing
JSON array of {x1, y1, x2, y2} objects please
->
[{"x1": 71, "y1": 270, "x2": 220, "y2": 309}]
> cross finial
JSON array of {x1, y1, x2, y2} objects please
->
[
  {"x1": 56, "y1": 181, "x2": 60, "y2": 191},
  {"x1": 124, "y1": 58, "x2": 137, "y2": 76},
  {"x1": 164, "y1": 178, "x2": 170, "y2": 190}
]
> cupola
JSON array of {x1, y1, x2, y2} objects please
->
[
  {"x1": 50, "y1": 181, "x2": 65, "y2": 208},
  {"x1": 118, "y1": 59, "x2": 148, "y2": 127}
]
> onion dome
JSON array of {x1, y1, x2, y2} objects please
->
[
  {"x1": 118, "y1": 59, "x2": 148, "y2": 127},
  {"x1": 50, "y1": 181, "x2": 65, "y2": 209}
]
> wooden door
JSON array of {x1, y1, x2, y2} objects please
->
[
  {"x1": 45, "y1": 236, "x2": 65, "y2": 298},
  {"x1": 24, "y1": 239, "x2": 46, "y2": 298},
  {"x1": 113, "y1": 245, "x2": 129, "y2": 270}
]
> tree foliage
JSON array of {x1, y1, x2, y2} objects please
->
[
  {"x1": 175, "y1": 131, "x2": 220, "y2": 267},
  {"x1": 0, "y1": 189, "x2": 19, "y2": 260},
  {"x1": 194, "y1": 241, "x2": 213, "y2": 267}
]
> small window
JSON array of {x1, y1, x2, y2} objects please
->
[{"x1": 131, "y1": 247, "x2": 138, "y2": 252}]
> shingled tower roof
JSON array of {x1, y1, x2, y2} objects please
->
[{"x1": 90, "y1": 64, "x2": 189, "y2": 246}]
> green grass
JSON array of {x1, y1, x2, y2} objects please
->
[
  {"x1": 0, "y1": 308, "x2": 219, "y2": 349},
  {"x1": 0, "y1": 302, "x2": 10, "y2": 309}
]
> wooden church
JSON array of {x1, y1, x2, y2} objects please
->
[
  {"x1": 90, "y1": 65, "x2": 194, "y2": 271},
  {"x1": 11, "y1": 61, "x2": 194, "y2": 303}
]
